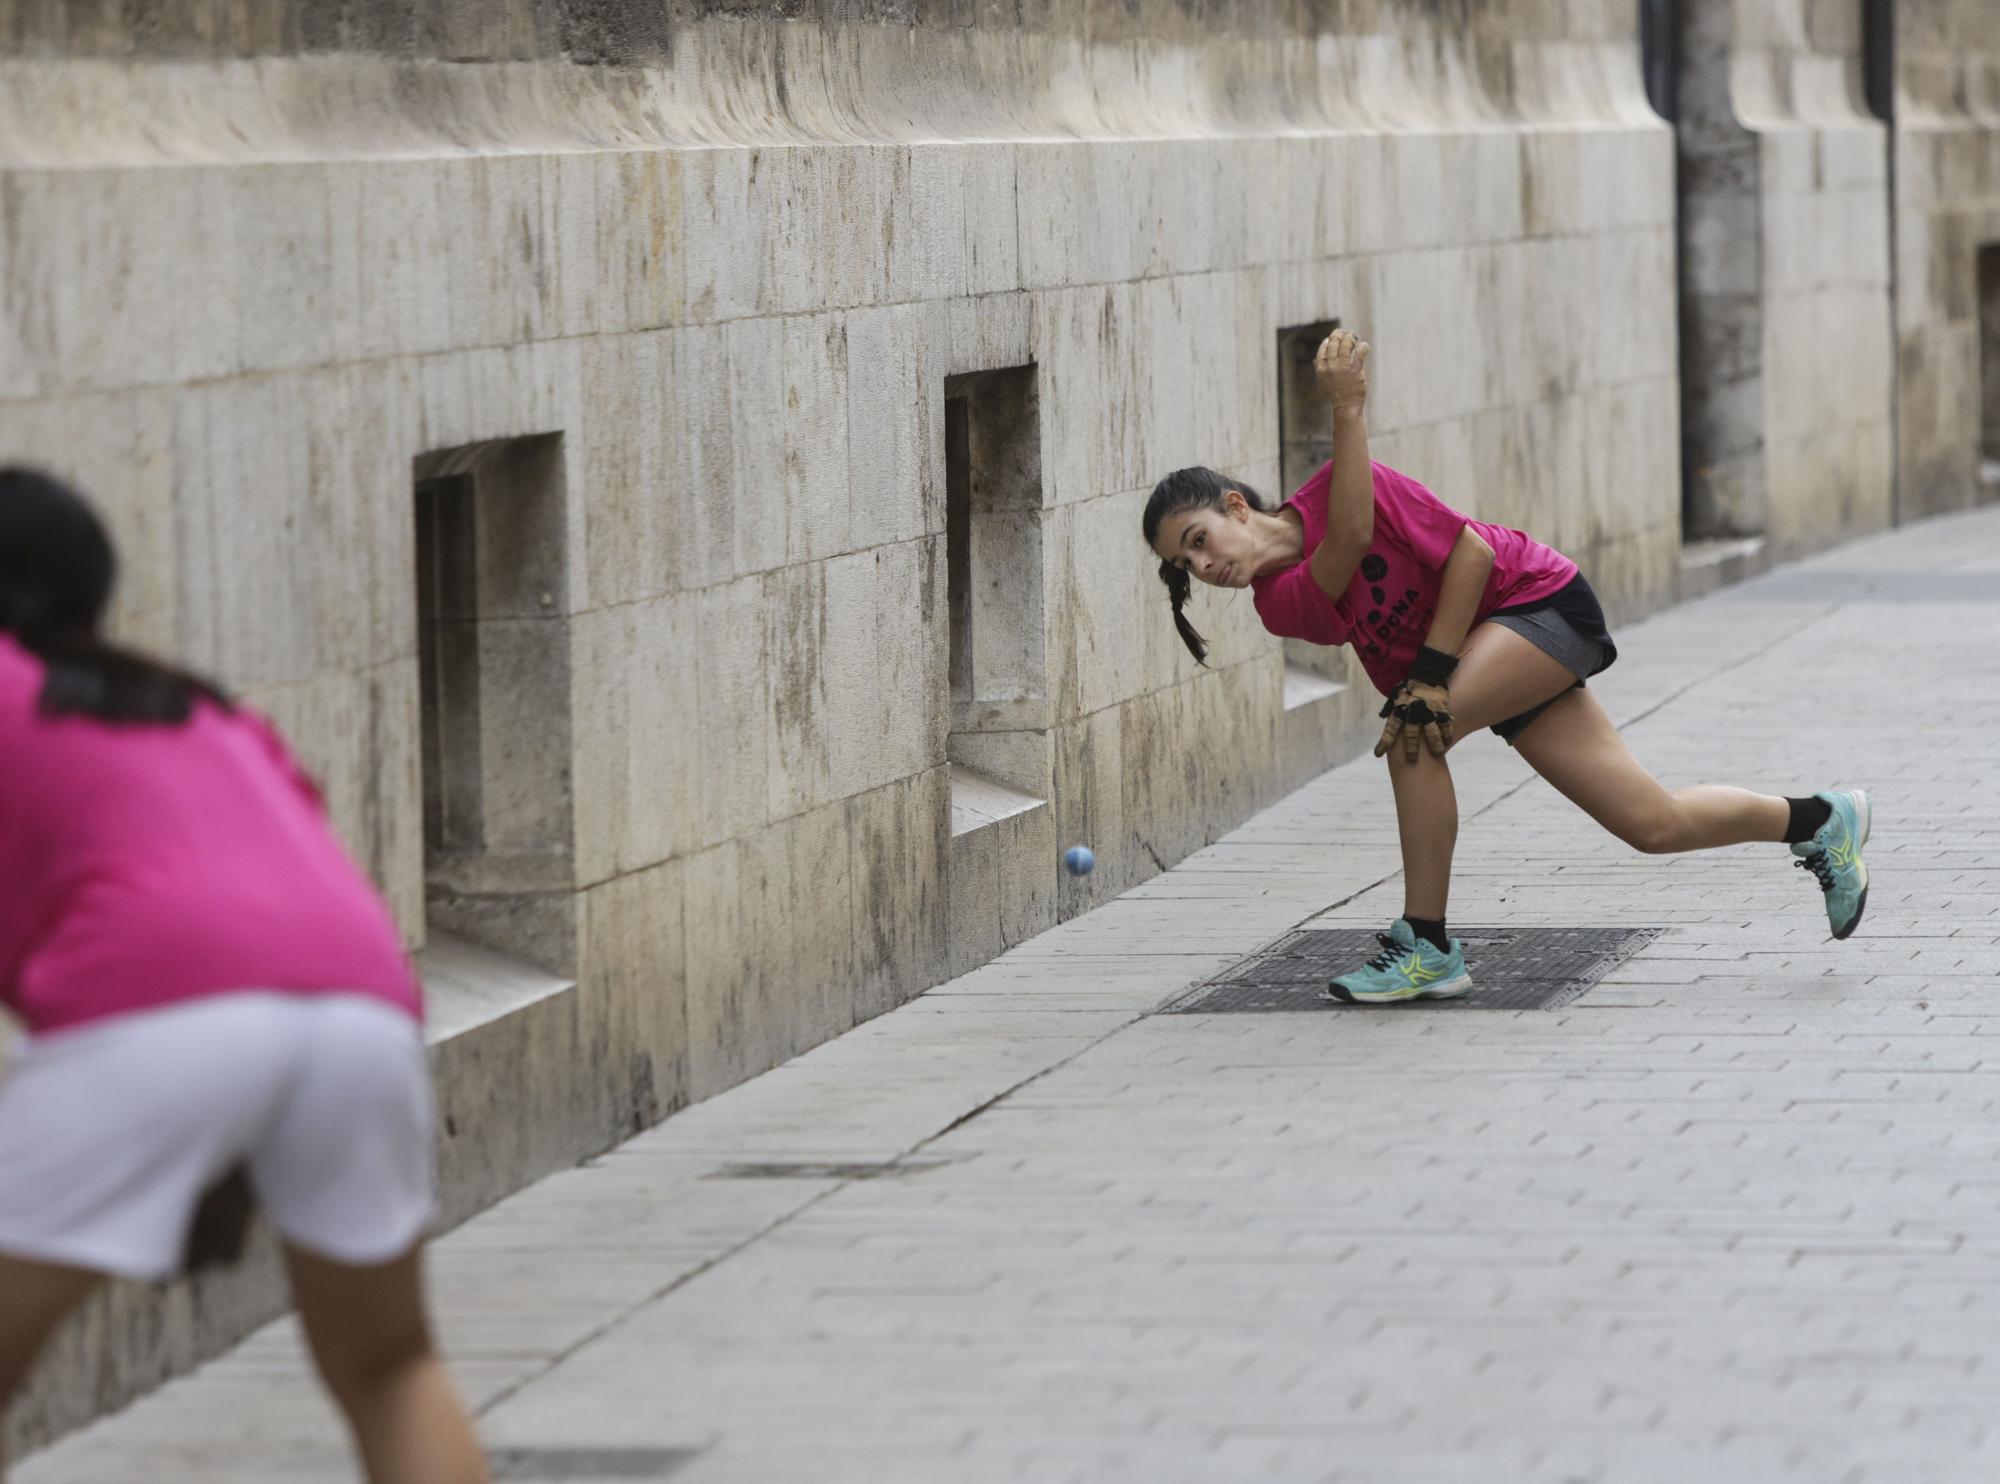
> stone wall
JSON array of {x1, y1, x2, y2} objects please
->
[
  {"x1": 1893, "y1": 0, "x2": 2000, "y2": 518},
  {"x1": 1673, "y1": 0, "x2": 1895, "y2": 557},
  {"x1": 2, "y1": 0, "x2": 1681, "y2": 1451}
]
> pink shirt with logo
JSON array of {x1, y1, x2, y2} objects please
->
[
  {"x1": 0, "y1": 637, "x2": 421, "y2": 1037},
  {"x1": 1252, "y1": 461, "x2": 1578, "y2": 696}
]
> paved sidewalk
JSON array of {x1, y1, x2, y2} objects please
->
[{"x1": 21, "y1": 508, "x2": 2000, "y2": 1484}]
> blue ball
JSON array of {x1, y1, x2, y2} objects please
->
[{"x1": 1063, "y1": 845, "x2": 1095, "y2": 877}]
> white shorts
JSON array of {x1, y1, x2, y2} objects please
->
[{"x1": 0, "y1": 993, "x2": 436, "y2": 1281}]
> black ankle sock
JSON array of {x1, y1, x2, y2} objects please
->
[
  {"x1": 1404, "y1": 916, "x2": 1450, "y2": 953},
  {"x1": 1783, "y1": 796, "x2": 1832, "y2": 845}
]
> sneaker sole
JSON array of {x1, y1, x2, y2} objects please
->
[
  {"x1": 1323, "y1": 974, "x2": 1474, "y2": 1005},
  {"x1": 1832, "y1": 882, "x2": 1867, "y2": 941},
  {"x1": 1834, "y1": 789, "x2": 1870, "y2": 941}
]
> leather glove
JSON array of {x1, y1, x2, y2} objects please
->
[{"x1": 1374, "y1": 679, "x2": 1454, "y2": 762}]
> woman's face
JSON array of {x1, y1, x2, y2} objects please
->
[{"x1": 1151, "y1": 495, "x2": 1258, "y2": 589}]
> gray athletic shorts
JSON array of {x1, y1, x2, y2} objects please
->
[{"x1": 1487, "y1": 575, "x2": 1618, "y2": 746}]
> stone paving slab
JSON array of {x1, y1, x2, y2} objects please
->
[{"x1": 17, "y1": 506, "x2": 2000, "y2": 1484}]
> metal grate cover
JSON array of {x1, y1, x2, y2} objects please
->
[
  {"x1": 1165, "y1": 926, "x2": 1666, "y2": 1013},
  {"x1": 703, "y1": 1158, "x2": 961, "y2": 1182},
  {"x1": 492, "y1": 1447, "x2": 703, "y2": 1480}
]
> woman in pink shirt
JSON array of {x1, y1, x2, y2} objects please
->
[
  {"x1": 1142, "y1": 332, "x2": 1870, "y2": 1002},
  {"x1": 0, "y1": 470, "x2": 486, "y2": 1484}
]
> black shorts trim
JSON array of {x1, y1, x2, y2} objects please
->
[{"x1": 1488, "y1": 573, "x2": 1618, "y2": 746}]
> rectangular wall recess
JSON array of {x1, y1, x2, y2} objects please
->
[
  {"x1": 942, "y1": 363, "x2": 1048, "y2": 798},
  {"x1": 413, "y1": 433, "x2": 576, "y2": 974}
]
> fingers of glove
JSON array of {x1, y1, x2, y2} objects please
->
[
  {"x1": 1402, "y1": 721, "x2": 1422, "y2": 764},
  {"x1": 1421, "y1": 719, "x2": 1449, "y2": 758},
  {"x1": 1374, "y1": 715, "x2": 1403, "y2": 758},
  {"x1": 1438, "y1": 714, "x2": 1456, "y2": 751}
]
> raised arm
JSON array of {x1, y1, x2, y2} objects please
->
[{"x1": 1307, "y1": 331, "x2": 1374, "y2": 602}]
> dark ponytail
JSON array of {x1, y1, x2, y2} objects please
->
[
  {"x1": 0, "y1": 467, "x2": 231, "y2": 725},
  {"x1": 1140, "y1": 466, "x2": 1270, "y2": 667}
]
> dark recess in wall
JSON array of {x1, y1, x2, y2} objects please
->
[
  {"x1": 1863, "y1": 0, "x2": 1894, "y2": 122},
  {"x1": 1638, "y1": 0, "x2": 1676, "y2": 123}
]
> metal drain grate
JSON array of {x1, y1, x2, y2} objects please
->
[
  {"x1": 491, "y1": 1446, "x2": 703, "y2": 1480},
  {"x1": 702, "y1": 1158, "x2": 960, "y2": 1182},
  {"x1": 1165, "y1": 926, "x2": 1667, "y2": 1013}
]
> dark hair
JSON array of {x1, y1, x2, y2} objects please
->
[
  {"x1": 1140, "y1": 466, "x2": 1271, "y2": 665},
  {"x1": 0, "y1": 466, "x2": 230, "y2": 724}
]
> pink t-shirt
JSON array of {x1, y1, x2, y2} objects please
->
[
  {"x1": 1252, "y1": 461, "x2": 1578, "y2": 696},
  {"x1": 0, "y1": 637, "x2": 421, "y2": 1037}
]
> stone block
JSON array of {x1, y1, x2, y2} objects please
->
[
  {"x1": 36, "y1": 167, "x2": 241, "y2": 392},
  {"x1": 1052, "y1": 493, "x2": 1147, "y2": 720},
  {"x1": 678, "y1": 316, "x2": 788, "y2": 590},
  {"x1": 683, "y1": 798, "x2": 858, "y2": 1101},
  {"x1": 1034, "y1": 283, "x2": 1142, "y2": 508},
  {"x1": 845, "y1": 299, "x2": 945, "y2": 549},
  {"x1": 942, "y1": 290, "x2": 1033, "y2": 378},
  {"x1": 579, "y1": 331, "x2": 682, "y2": 609},
  {"x1": 0, "y1": 174, "x2": 58, "y2": 399},
  {"x1": 782, "y1": 311, "x2": 853, "y2": 565},
  {"x1": 846, "y1": 769, "x2": 950, "y2": 1021},
  {"x1": 580, "y1": 858, "x2": 690, "y2": 1136},
  {"x1": 766, "y1": 145, "x2": 873, "y2": 317},
  {"x1": 331, "y1": 159, "x2": 454, "y2": 363},
  {"x1": 692, "y1": 575, "x2": 773, "y2": 850},
  {"x1": 875, "y1": 144, "x2": 970, "y2": 303},
  {"x1": 680, "y1": 146, "x2": 770, "y2": 324},
  {"x1": 570, "y1": 591, "x2": 699, "y2": 887},
  {"x1": 1015, "y1": 139, "x2": 1148, "y2": 290},
  {"x1": 946, "y1": 802, "x2": 1056, "y2": 979},
  {"x1": 595, "y1": 148, "x2": 685, "y2": 335},
  {"x1": 170, "y1": 373, "x2": 374, "y2": 689},
  {"x1": 764, "y1": 545, "x2": 934, "y2": 820},
  {"x1": 415, "y1": 340, "x2": 580, "y2": 471}
]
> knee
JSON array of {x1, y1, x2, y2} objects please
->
[{"x1": 1621, "y1": 808, "x2": 1682, "y2": 855}]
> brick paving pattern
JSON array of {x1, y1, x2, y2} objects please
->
[{"x1": 20, "y1": 508, "x2": 2000, "y2": 1483}]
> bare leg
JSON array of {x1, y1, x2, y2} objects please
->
[
  {"x1": 285, "y1": 1242, "x2": 488, "y2": 1484},
  {"x1": 1388, "y1": 624, "x2": 1582, "y2": 918},
  {"x1": 1510, "y1": 687, "x2": 1788, "y2": 851},
  {"x1": 0, "y1": 1254, "x2": 101, "y2": 1483}
]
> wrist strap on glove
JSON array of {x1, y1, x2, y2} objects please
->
[{"x1": 1407, "y1": 645, "x2": 1459, "y2": 688}]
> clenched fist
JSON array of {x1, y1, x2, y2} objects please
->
[{"x1": 1315, "y1": 329, "x2": 1370, "y2": 411}]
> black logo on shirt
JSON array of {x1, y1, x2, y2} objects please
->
[{"x1": 1360, "y1": 554, "x2": 1388, "y2": 583}]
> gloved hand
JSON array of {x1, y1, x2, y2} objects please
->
[{"x1": 1374, "y1": 679, "x2": 1455, "y2": 762}]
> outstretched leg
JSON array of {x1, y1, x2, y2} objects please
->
[{"x1": 1509, "y1": 687, "x2": 1788, "y2": 852}]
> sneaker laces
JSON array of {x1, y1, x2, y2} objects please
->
[
  {"x1": 1365, "y1": 933, "x2": 1405, "y2": 971},
  {"x1": 1795, "y1": 849, "x2": 1835, "y2": 893}
]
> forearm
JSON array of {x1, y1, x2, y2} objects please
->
[
  {"x1": 1325, "y1": 404, "x2": 1373, "y2": 547},
  {"x1": 1421, "y1": 528, "x2": 1496, "y2": 661}
]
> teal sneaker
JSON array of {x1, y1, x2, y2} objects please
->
[
  {"x1": 1792, "y1": 789, "x2": 1870, "y2": 941},
  {"x1": 1324, "y1": 919, "x2": 1473, "y2": 1004}
]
